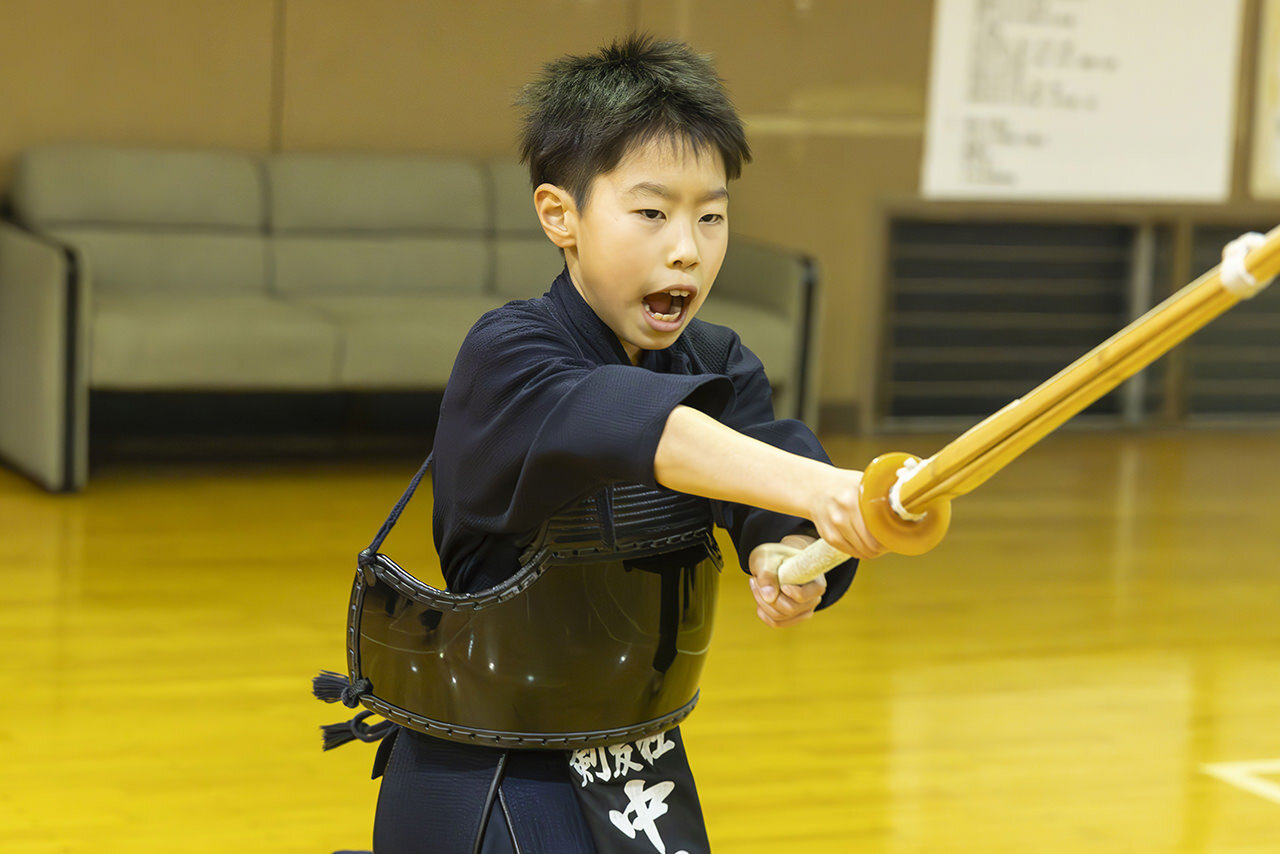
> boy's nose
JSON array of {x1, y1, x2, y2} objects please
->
[{"x1": 668, "y1": 221, "x2": 699, "y2": 268}]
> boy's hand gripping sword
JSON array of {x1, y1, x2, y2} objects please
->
[{"x1": 778, "y1": 228, "x2": 1280, "y2": 586}]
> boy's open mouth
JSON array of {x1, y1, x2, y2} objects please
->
[{"x1": 643, "y1": 288, "x2": 694, "y2": 324}]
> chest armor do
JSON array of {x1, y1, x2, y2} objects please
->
[{"x1": 347, "y1": 480, "x2": 722, "y2": 750}]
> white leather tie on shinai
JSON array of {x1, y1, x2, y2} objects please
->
[{"x1": 1221, "y1": 232, "x2": 1273, "y2": 298}]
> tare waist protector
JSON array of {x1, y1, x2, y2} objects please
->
[{"x1": 346, "y1": 478, "x2": 722, "y2": 750}]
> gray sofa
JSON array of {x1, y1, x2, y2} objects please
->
[{"x1": 0, "y1": 145, "x2": 818, "y2": 491}]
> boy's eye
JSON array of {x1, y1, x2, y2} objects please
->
[
  {"x1": 700, "y1": 213, "x2": 725, "y2": 224},
  {"x1": 638, "y1": 209, "x2": 664, "y2": 220}
]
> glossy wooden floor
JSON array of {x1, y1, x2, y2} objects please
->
[{"x1": 4, "y1": 430, "x2": 1279, "y2": 853}]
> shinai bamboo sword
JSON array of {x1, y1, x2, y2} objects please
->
[{"x1": 777, "y1": 226, "x2": 1280, "y2": 586}]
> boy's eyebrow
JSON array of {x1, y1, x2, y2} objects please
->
[{"x1": 627, "y1": 181, "x2": 729, "y2": 203}]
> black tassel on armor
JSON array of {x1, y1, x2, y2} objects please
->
[
  {"x1": 313, "y1": 670, "x2": 388, "y2": 750},
  {"x1": 312, "y1": 669, "x2": 371, "y2": 708},
  {"x1": 321, "y1": 711, "x2": 395, "y2": 750}
]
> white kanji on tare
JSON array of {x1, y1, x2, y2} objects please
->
[
  {"x1": 637, "y1": 732, "x2": 675, "y2": 765},
  {"x1": 609, "y1": 742, "x2": 645, "y2": 777},
  {"x1": 608, "y1": 779, "x2": 689, "y2": 854},
  {"x1": 569, "y1": 731, "x2": 677, "y2": 787},
  {"x1": 569, "y1": 745, "x2": 610, "y2": 785}
]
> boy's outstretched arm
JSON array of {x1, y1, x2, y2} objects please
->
[{"x1": 654, "y1": 404, "x2": 885, "y2": 560}]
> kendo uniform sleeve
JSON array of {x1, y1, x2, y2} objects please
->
[{"x1": 688, "y1": 323, "x2": 859, "y2": 609}]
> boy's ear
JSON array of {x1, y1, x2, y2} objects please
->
[{"x1": 534, "y1": 184, "x2": 577, "y2": 250}]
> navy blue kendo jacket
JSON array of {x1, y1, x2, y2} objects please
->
[{"x1": 430, "y1": 267, "x2": 858, "y2": 598}]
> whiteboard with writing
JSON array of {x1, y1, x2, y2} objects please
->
[
  {"x1": 1252, "y1": 0, "x2": 1280, "y2": 198},
  {"x1": 922, "y1": 0, "x2": 1244, "y2": 202}
]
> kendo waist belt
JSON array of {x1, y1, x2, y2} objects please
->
[{"x1": 317, "y1": 456, "x2": 722, "y2": 751}]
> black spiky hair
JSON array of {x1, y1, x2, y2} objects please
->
[{"x1": 517, "y1": 34, "x2": 751, "y2": 207}]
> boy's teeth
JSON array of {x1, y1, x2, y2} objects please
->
[{"x1": 644, "y1": 288, "x2": 692, "y2": 323}]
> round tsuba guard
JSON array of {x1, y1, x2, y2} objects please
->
[{"x1": 859, "y1": 452, "x2": 951, "y2": 556}]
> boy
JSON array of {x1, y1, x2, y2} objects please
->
[{"x1": 355, "y1": 35, "x2": 883, "y2": 853}]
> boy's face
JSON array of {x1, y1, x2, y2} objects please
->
[{"x1": 560, "y1": 137, "x2": 729, "y2": 363}]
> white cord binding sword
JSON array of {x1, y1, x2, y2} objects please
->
[{"x1": 777, "y1": 227, "x2": 1280, "y2": 586}]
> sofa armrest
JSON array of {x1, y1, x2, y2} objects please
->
[
  {"x1": 715, "y1": 237, "x2": 819, "y2": 424},
  {"x1": 0, "y1": 221, "x2": 89, "y2": 491},
  {"x1": 718, "y1": 237, "x2": 814, "y2": 315}
]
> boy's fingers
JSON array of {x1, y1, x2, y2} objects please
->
[
  {"x1": 756, "y1": 605, "x2": 815, "y2": 628},
  {"x1": 749, "y1": 575, "x2": 777, "y2": 606},
  {"x1": 755, "y1": 595, "x2": 788, "y2": 621},
  {"x1": 779, "y1": 586, "x2": 820, "y2": 607},
  {"x1": 820, "y1": 526, "x2": 883, "y2": 562},
  {"x1": 751, "y1": 543, "x2": 799, "y2": 604},
  {"x1": 780, "y1": 573, "x2": 826, "y2": 604},
  {"x1": 758, "y1": 585, "x2": 822, "y2": 622},
  {"x1": 753, "y1": 584, "x2": 792, "y2": 619}
]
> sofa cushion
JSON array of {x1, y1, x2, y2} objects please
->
[
  {"x1": 272, "y1": 235, "x2": 488, "y2": 296},
  {"x1": 487, "y1": 161, "x2": 564, "y2": 299},
  {"x1": 51, "y1": 228, "x2": 268, "y2": 295},
  {"x1": 494, "y1": 237, "x2": 565, "y2": 300},
  {"x1": 267, "y1": 154, "x2": 492, "y2": 297},
  {"x1": 91, "y1": 294, "x2": 339, "y2": 389},
  {"x1": 13, "y1": 145, "x2": 263, "y2": 230},
  {"x1": 489, "y1": 161, "x2": 536, "y2": 233},
  {"x1": 267, "y1": 154, "x2": 487, "y2": 232},
  {"x1": 294, "y1": 295, "x2": 507, "y2": 387}
]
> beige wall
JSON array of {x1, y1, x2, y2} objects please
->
[
  {"x1": 0, "y1": 1, "x2": 276, "y2": 166},
  {"x1": 19, "y1": 0, "x2": 1246, "y2": 427},
  {"x1": 278, "y1": 0, "x2": 638, "y2": 154}
]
